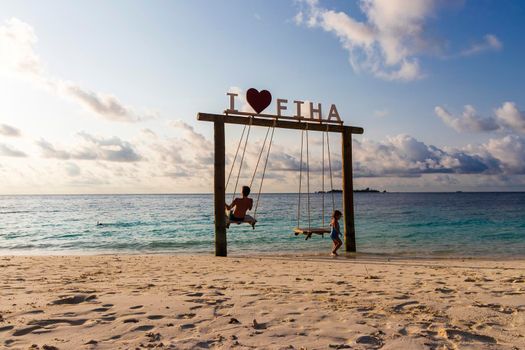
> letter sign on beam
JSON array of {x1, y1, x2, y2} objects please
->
[
  {"x1": 277, "y1": 99, "x2": 288, "y2": 117},
  {"x1": 327, "y1": 104, "x2": 341, "y2": 122},
  {"x1": 226, "y1": 92, "x2": 238, "y2": 113},
  {"x1": 309, "y1": 102, "x2": 322, "y2": 120},
  {"x1": 294, "y1": 100, "x2": 304, "y2": 119}
]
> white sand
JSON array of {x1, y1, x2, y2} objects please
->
[{"x1": 0, "y1": 255, "x2": 524, "y2": 349}]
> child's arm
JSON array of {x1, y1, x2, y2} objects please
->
[{"x1": 225, "y1": 199, "x2": 237, "y2": 211}]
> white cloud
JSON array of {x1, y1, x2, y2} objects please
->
[
  {"x1": 483, "y1": 135, "x2": 525, "y2": 174},
  {"x1": 0, "y1": 18, "x2": 41, "y2": 77},
  {"x1": 373, "y1": 109, "x2": 389, "y2": 118},
  {"x1": 494, "y1": 102, "x2": 525, "y2": 133},
  {"x1": 352, "y1": 134, "x2": 498, "y2": 177},
  {"x1": 64, "y1": 162, "x2": 81, "y2": 177},
  {"x1": 0, "y1": 17, "x2": 154, "y2": 122},
  {"x1": 0, "y1": 143, "x2": 27, "y2": 157},
  {"x1": 436, "y1": 102, "x2": 525, "y2": 134},
  {"x1": 296, "y1": 0, "x2": 501, "y2": 81},
  {"x1": 0, "y1": 123, "x2": 21, "y2": 137},
  {"x1": 64, "y1": 85, "x2": 153, "y2": 123},
  {"x1": 460, "y1": 34, "x2": 503, "y2": 56},
  {"x1": 37, "y1": 132, "x2": 142, "y2": 162},
  {"x1": 435, "y1": 105, "x2": 500, "y2": 132}
]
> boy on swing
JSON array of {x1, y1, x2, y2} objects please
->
[{"x1": 225, "y1": 186, "x2": 256, "y2": 229}]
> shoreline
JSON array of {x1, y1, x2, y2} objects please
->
[
  {"x1": 1, "y1": 254, "x2": 524, "y2": 349},
  {"x1": 1, "y1": 250, "x2": 525, "y2": 262}
]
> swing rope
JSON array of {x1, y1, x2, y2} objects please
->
[
  {"x1": 322, "y1": 131, "x2": 325, "y2": 226},
  {"x1": 305, "y1": 125, "x2": 311, "y2": 230},
  {"x1": 231, "y1": 117, "x2": 252, "y2": 202},
  {"x1": 326, "y1": 125, "x2": 336, "y2": 212},
  {"x1": 225, "y1": 124, "x2": 247, "y2": 191},
  {"x1": 295, "y1": 124, "x2": 336, "y2": 235},
  {"x1": 253, "y1": 120, "x2": 276, "y2": 219},
  {"x1": 297, "y1": 128, "x2": 304, "y2": 228},
  {"x1": 249, "y1": 125, "x2": 272, "y2": 189}
]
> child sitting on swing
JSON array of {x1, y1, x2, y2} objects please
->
[
  {"x1": 330, "y1": 210, "x2": 343, "y2": 256},
  {"x1": 225, "y1": 186, "x2": 256, "y2": 229}
]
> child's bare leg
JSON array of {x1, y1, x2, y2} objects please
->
[
  {"x1": 331, "y1": 240, "x2": 339, "y2": 256},
  {"x1": 333, "y1": 239, "x2": 342, "y2": 254}
]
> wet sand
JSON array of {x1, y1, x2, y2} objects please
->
[{"x1": 0, "y1": 255, "x2": 524, "y2": 349}]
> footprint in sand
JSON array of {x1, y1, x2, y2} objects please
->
[
  {"x1": 123, "y1": 318, "x2": 139, "y2": 323},
  {"x1": 180, "y1": 323, "x2": 195, "y2": 330},
  {"x1": 23, "y1": 309, "x2": 45, "y2": 315},
  {"x1": 393, "y1": 301, "x2": 419, "y2": 313},
  {"x1": 355, "y1": 335, "x2": 383, "y2": 347},
  {"x1": 0, "y1": 325, "x2": 14, "y2": 332},
  {"x1": 92, "y1": 307, "x2": 111, "y2": 312},
  {"x1": 50, "y1": 294, "x2": 97, "y2": 305},
  {"x1": 12, "y1": 325, "x2": 41, "y2": 336},
  {"x1": 129, "y1": 305, "x2": 143, "y2": 309},
  {"x1": 147, "y1": 315, "x2": 165, "y2": 320},
  {"x1": 438, "y1": 328, "x2": 497, "y2": 344},
  {"x1": 132, "y1": 325, "x2": 155, "y2": 332}
]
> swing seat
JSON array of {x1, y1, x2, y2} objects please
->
[
  {"x1": 293, "y1": 227, "x2": 330, "y2": 240},
  {"x1": 226, "y1": 214, "x2": 257, "y2": 229}
]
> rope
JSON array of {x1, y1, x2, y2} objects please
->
[
  {"x1": 326, "y1": 125, "x2": 335, "y2": 212},
  {"x1": 297, "y1": 129, "x2": 304, "y2": 228},
  {"x1": 253, "y1": 120, "x2": 276, "y2": 219},
  {"x1": 249, "y1": 126, "x2": 272, "y2": 189},
  {"x1": 322, "y1": 131, "x2": 325, "y2": 226},
  {"x1": 306, "y1": 125, "x2": 311, "y2": 230},
  {"x1": 225, "y1": 124, "x2": 247, "y2": 191},
  {"x1": 231, "y1": 117, "x2": 252, "y2": 202}
]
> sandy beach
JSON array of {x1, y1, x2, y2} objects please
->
[{"x1": 0, "y1": 255, "x2": 524, "y2": 350}]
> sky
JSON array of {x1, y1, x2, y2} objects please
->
[{"x1": 0, "y1": 0, "x2": 524, "y2": 194}]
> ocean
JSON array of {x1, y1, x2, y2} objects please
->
[{"x1": 0, "y1": 193, "x2": 524, "y2": 258}]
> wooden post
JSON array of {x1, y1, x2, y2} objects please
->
[
  {"x1": 214, "y1": 121, "x2": 227, "y2": 256},
  {"x1": 342, "y1": 127, "x2": 356, "y2": 252}
]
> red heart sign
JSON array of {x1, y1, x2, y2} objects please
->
[{"x1": 246, "y1": 88, "x2": 272, "y2": 114}]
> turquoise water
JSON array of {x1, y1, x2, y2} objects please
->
[{"x1": 0, "y1": 193, "x2": 524, "y2": 258}]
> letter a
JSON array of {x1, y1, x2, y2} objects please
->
[{"x1": 327, "y1": 104, "x2": 341, "y2": 122}]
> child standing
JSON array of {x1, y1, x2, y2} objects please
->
[{"x1": 330, "y1": 210, "x2": 343, "y2": 256}]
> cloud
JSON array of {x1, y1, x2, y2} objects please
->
[
  {"x1": 494, "y1": 102, "x2": 525, "y2": 133},
  {"x1": 435, "y1": 105, "x2": 499, "y2": 132},
  {"x1": 374, "y1": 109, "x2": 389, "y2": 118},
  {"x1": 36, "y1": 139, "x2": 71, "y2": 159},
  {"x1": 138, "y1": 120, "x2": 215, "y2": 182},
  {"x1": 64, "y1": 85, "x2": 153, "y2": 122},
  {"x1": 482, "y1": 135, "x2": 525, "y2": 174},
  {"x1": 0, "y1": 18, "x2": 41, "y2": 77},
  {"x1": 0, "y1": 17, "x2": 153, "y2": 122},
  {"x1": 0, "y1": 123, "x2": 21, "y2": 137},
  {"x1": 64, "y1": 162, "x2": 81, "y2": 177},
  {"x1": 37, "y1": 132, "x2": 141, "y2": 162},
  {"x1": 352, "y1": 134, "x2": 498, "y2": 177},
  {"x1": 436, "y1": 102, "x2": 525, "y2": 133},
  {"x1": 295, "y1": 0, "x2": 499, "y2": 81},
  {"x1": 460, "y1": 34, "x2": 503, "y2": 56},
  {"x1": 0, "y1": 143, "x2": 27, "y2": 157}
]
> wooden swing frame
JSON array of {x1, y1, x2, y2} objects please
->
[{"x1": 197, "y1": 112, "x2": 363, "y2": 257}]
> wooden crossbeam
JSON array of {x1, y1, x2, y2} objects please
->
[{"x1": 197, "y1": 113, "x2": 364, "y2": 134}]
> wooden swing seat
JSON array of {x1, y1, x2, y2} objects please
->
[
  {"x1": 293, "y1": 227, "x2": 330, "y2": 240},
  {"x1": 226, "y1": 214, "x2": 256, "y2": 229}
]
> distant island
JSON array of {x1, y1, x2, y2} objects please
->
[{"x1": 316, "y1": 187, "x2": 387, "y2": 193}]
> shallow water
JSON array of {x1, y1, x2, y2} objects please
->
[{"x1": 0, "y1": 193, "x2": 524, "y2": 258}]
